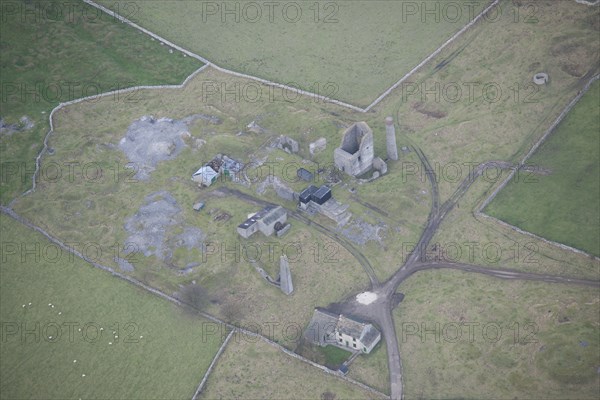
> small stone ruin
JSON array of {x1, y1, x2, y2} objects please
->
[
  {"x1": 309, "y1": 138, "x2": 327, "y2": 155},
  {"x1": 533, "y1": 72, "x2": 549, "y2": 85}
]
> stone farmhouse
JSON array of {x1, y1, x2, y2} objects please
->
[{"x1": 304, "y1": 308, "x2": 381, "y2": 354}]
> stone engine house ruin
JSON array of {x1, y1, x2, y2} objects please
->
[{"x1": 334, "y1": 122, "x2": 374, "y2": 177}]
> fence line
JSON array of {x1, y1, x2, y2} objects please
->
[
  {"x1": 84, "y1": 0, "x2": 502, "y2": 114},
  {"x1": 363, "y1": 0, "x2": 500, "y2": 112},
  {"x1": 477, "y1": 212, "x2": 600, "y2": 261},
  {"x1": 83, "y1": 0, "x2": 364, "y2": 112},
  {"x1": 0, "y1": 206, "x2": 389, "y2": 399},
  {"x1": 20, "y1": 63, "x2": 210, "y2": 200},
  {"x1": 247, "y1": 332, "x2": 390, "y2": 399},
  {"x1": 81, "y1": 0, "x2": 209, "y2": 64},
  {"x1": 191, "y1": 329, "x2": 235, "y2": 400},
  {"x1": 476, "y1": 74, "x2": 600, "y2": 260}
]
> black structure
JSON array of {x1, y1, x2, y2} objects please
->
[
  {"x1": 297, "y1": 168, "x2": 314, "y2": 182},
  {"x1": 312, "y1": 186, "x2": 332, "y2": 205},
  {"x1": 299, "y1": 185, "x2": 318, "y2": 204}
]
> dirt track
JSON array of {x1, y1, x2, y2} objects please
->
[
  {"x1": 330, "y1": 146, "x2": 599, "y2": 400},
  {"x1": 5, "y1": 147, "x2": 597, "y2": 400},
  {"x1": 215, "y1": 187, "x2": 380, "y2": 287},
  {"x1": 214, "y1": 151, "x2": 600, "y2": 400}
]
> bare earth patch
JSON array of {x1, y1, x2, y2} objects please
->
[
  {"x1": 412, "y1": 102, "x2": 448, "y2": 119},
  {"x1": 118, "y1": 114, "x2": 220, "y2": 181},
  {"x1": 124, "y1": 191, "x2": 205, "y2": 270},
  {"x1": 356, "y1": 292, "x2": 378, "y2": 305},
  {"x1": 337, "y1": 217, "x2": 387, "y2": 246}
]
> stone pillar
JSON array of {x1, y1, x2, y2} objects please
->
[
  {"x1": 279, "y1": 255, "x2": 293, "y2": 295},
  {"x1": 385, "y1": 116, "x2": 399, "y2": 161}
]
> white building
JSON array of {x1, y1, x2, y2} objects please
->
[
  {"x1": 237, "y1": 205, "x2": 287, "y2": 239},
  {"x1": 334, "y1": 315, "x2": 381, "y2": 354},
  {"x1": 304, "y1": 309, "x2": 381, "y2": 354},
  {"x1": 192, "y1": 166, "x2": 219, "y2": 187}
]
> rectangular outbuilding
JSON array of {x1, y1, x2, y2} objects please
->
[
  {"x1": 299, "y1": 185, "x2": 319, "y2": 206},
  {"x1": 237, "y1": 205, "x2": 288, "y2": 238},
  {"x1": 297, "y1": 168, "x2": 314, "y2": 182},
  {"x1": 312, "y1": 186, "x2": 332, "y2": 205}
]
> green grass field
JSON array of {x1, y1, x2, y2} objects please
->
[
  {"x1": 370, "y1": 0, "x2": 599, "y2": 204},
  {"x1": 347, "y1": 342, "x2": 389, "y2": 395},
  {"x1": 1, "y1": 2, "x2": 216, "y2": 397},
  {"x1": 200, "y1": 338, "x2": 385, "y2": 399},
  {"x1": 429, "y1": 174, "x2": 600, "y2": 280},
  {"x1": 485, "y1": 80, "x2": 600, "y2": 257},
  {"x1": 2, "y1": 0, "x2": 598, "y2": 397},
  {"x1": 394, "y1": 269, "x2": 599, "y2": 399},
  {"x1": 96, "y1": 0, "x2": 487, "y2": 106},
  {"x1": 0, "y1": 214, "x2": 223, "y2": 399},
  {"x1": 9, "y1": 69, "x2": 373, "y2": 349},
  {"x1": 319, "y1": 345, "x2": 353, "y2": 368},
  {"x1": 0, "y1": 0, "x2": 201, "y2": 204}
]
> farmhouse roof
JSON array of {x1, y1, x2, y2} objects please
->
[
  {"x1": 304, "y1": 308, "x2": 338, "y2": 342},
  {"x1": 337, "y1": 315, "x2": 380, "y2": 347},
  {"x1": 360, "y1": 325, "x2": 381, "y2": 348}
]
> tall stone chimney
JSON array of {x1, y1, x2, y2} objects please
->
[
  {"x1": 279, "y1": 255, "x2": 293, "y2": 295},
  {"x1": 385, "y1": 116, "x2": 398, "y2": 161}
]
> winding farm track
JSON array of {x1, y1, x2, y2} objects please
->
[
  {"x1": 413, "y1": 262, "x2": 600, "y2": 287},
  {"x1": 331, "y1": 144, "x2": 599, "y2": 399},
  {"x1": 4, "y1": 1, "x2": 599, "y2": 398},
  {"x1": 215, "y1": 187, "x2": 380, "y2": 287},
  {"x1": 219, "y1": 148, "x2": 599, "y2": 400},
  {"x1": 6, "y1": 111, "x2": 599, "y2": 400}
]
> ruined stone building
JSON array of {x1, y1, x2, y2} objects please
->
[{"x1": 334, "y1": 122, "x2": 374, "y2": 177}]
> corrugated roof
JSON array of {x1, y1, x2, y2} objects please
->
[
  {"x1": 313, "y1": 185, "x2": 331, "y2": 199},
  {"x1": 238, "y1": 205, "x2": 280, "y2": 230},
  {"x1": 238, "y1": 218, "x2": 257, "y2": 229},
  {"x1": 299, "y1": 185, "x2": 318, "y2": 202},
  {"x1": 261, "y1": 206, "x2": 286, "y2": 226},
  {"x1": 297, "y1": 168, "x2": 314, "y2": 181},
  {"x1": 193, "y1": 166, "x2": 219, "y2": 179}
]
